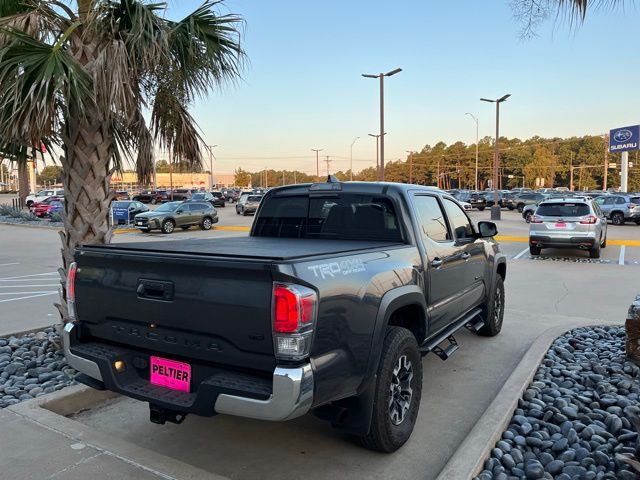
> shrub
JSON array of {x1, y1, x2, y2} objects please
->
[
  {"x1": 49, "y1": 213, "x2": 63, "y2": 223},
  {"x1": 0, "y1": 204, "x2": 14, "y2": 216}
]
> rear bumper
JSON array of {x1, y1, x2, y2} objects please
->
[
  {"x1": 63, "y1": 323, "x2": 314, "y2": 421},
  {"x1": 529, "y1": 234, "x2": 596, "y2": 248}
]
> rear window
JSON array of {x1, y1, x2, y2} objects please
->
[
  {"x1": 247, "y1": 196, "x2": 262, "y2": 202},
  {"x1": 536, "y1": 203, "x2": 590, "y2": 217},
  {"x1": 253, "y1": 194, "x2": 403, "y2": 242},
  {"x1": 631, "y1": 197, "x2": 640, "y2": 204}
]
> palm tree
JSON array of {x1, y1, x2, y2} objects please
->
[
  {"x1": 514, "y1": 0, "x2": 626, "y2": 36},
  {"x1": 0, "y1": 0, "x2": 244, "y2": 322}
]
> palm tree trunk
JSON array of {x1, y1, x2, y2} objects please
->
[
  {"x1": 56, "y1": 114, "x2": 113, "y2": 321},
  {"x1": 18, "y1": 161, "x2": 29, "y2": 205}
]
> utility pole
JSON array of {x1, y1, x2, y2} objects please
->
[
  {"x1": 406, "y1": 150, "x2": 414, "y2": 184},
  {"x1": 168, "y1": 149, "x2": 174, "y2": 200},
  {"x1": 312, "y1": 148, "x2": 323, "y2": 181},
  {"x1": 569, "y1": 152, "x2": 574, "y2": 191},
  {"x1": 603, "y1": 134, "x2": 609, "y2": 191},
  {"x1": 325, "y1": 156, "x2": 332, "y2": 176},
  {"x1": 282, "y1": 170, "x2": 285, "y2": 185},
  {"x1": 350, "y1": 137, "x2": 359, "y2": 181},
  {"x1": 206, "y1": 144, "x2": 218, "y2": 189},
  {"x1": 437, "y1": 157, "x2": 441, "y2": 188}
]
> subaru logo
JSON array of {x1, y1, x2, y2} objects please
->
[{"x1": 614, "y1": 129, "x2": 633, "y2": 142}]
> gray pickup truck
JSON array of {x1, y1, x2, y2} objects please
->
[{"x1": 63, "y1": 179, "x2": 506, "y2": 452}]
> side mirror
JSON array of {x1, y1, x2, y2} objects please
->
[
  {"x1": 176, "y1": 209, "x2": 183, "y2": 214},
  {"x1": 478, "y1": 221, "x2": 498, "y2": 238}
]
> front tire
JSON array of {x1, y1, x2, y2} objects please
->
[
  {"x1": 477, "y1": 207, "x2": 485, "y2": 212},
  {"x1": 151, "y1": 198, "x2": 157, "y2": 205},
  {"x1": 517, "y1": 204, "x2": 524, "y2": 213},
  {"x1": 358, "y1": 327, "x2": 422, "y2": 453},
  {"x1": 478, "y1": 275, "x2": 505, "y2": 337},
  {"x1": 161, "y1": 219, "x2": 175, "y2": 234}
]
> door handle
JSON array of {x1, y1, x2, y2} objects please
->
[
  {"x1": 461, "y1": 252, "x2": 471, "y2": 260},
  {"x1": 431, "y1": 257, "x2": 443, "y2": 268}
]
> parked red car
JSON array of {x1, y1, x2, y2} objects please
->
[{"x1": 32, "y1": 196, "x2": 64, "y2": 217}]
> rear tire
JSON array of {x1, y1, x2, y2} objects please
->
[
  {"x1": 635, "y1": 219, "x2": 640, "y2": 226},
  {"x1": 478, "y1": 275, "x2": 505, "y2": 337},
  {"x1": 358, "y1": 327, "x2": 422, "y2": 453},
  {"x1": 478, "y1": 207, "x2": 485, "y2": 212},
  {"x1": 151, "y1": 198, "x2": 157, "y2": 205},
  {"x1": 530, "y1": 245, "x2": 541, "y2": 256},
  {"x1": 589, "y1": 243, "x2": 601, "y2": 259},
  {"x1": 524, "y1": 211, "x2": 532, "y2": 223},
  {"x1": 161, "y1": 219, "x2": 175, "y2": 234},
  {"x1": 201, "y1": 217, "x2": 213, "y2": 230},
  {"x1": 611, "y1": 212, "x2": 625, "y2": 226},
  {"x1": 517, "y1": 204, "x2": 524, "y2": 213},
  {"x1": 601, "y1": 236, "x2": 607, "y2": 248}
]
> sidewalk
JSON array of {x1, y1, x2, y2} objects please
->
[{"x1": 1, "y1": 386, "x2": 223, "y2": 480}]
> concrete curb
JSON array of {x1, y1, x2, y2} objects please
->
[
  {"x1": 0, "y1": 219, "x2": 62, "y2": 230},
  {"x1": 435, "y1": 322, "x2": 619, "y2": 480},
  {"x1": 8, "y1": 385, "x2": 228, "y2": 480},
  {"x1": 0, "y1": 324, "x2": 58, "y2": 338}
]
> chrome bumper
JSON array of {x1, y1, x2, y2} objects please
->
[
  {"x1": 63, "y1": 323, "x2": 314, "y2": 421},
  {"x1": 63, "y1": 323, "x2": 103, "y2": 381}
]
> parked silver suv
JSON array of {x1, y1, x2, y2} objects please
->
[
  {"x1": 593, "y1": 194, "x2": 640, "y2": 225},
  {"x1": 529, "y1": 197, "x2": 607, "y2": 258}
]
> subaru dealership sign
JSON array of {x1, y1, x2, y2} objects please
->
[{"x1": 609, "y1": 125, "x2": 640, "y2": 152}]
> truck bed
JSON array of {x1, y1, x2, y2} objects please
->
[{"x1": 86, "y1": 236, "x2": 405, "y2": 261}]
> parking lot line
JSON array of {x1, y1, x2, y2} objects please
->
[
  {"x1": 0, "y1": 291, "x2": 57, "y2": 295},
  {"x1": 0, "y1": 271, "x2": 58, "y2": 280},
  {"x1": 513, "y1": 247, "x2": 529, "y2": 260},
  {"x1": 0, "y1": 262, "x2": 20, "y2": 267},
  {"x1": 0, "y1": 292, "x2": 57, "y2": 303},
  {"x1": 619, "y1": 245, "x2": 626, "y2": 265}
]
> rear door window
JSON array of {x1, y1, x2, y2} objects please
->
[
  {"x1": 412, "y1": 195, "x2": 450, "y2": 242},
  {"x1": 536, "y1": 203, "x2": 590, "y2": 217}
]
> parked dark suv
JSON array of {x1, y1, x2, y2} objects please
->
[
  {"x1": 132, "y1": 190, "x2": 169, "y2": 204},
  {"x1": 211, "y1": 191, "x2": 226, "y2": 207}
]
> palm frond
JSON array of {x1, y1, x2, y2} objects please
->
[
  {"x1": 0, "y1": 25, "x2": 94, "y2": 146},
  {"x1": 165, "y1": 0, "x2": 245, "y2": 101},
  {"x1": 151, "y1": 86, "x2": 203, "y2": 169}
]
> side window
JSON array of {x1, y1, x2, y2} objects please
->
[
  {"x1": 413, "y1": 195, "x2": 450, "y2": 242},
  {"x1": 188, "y1": 204, "x2": 201, "y2": 212},
  {"x1": 595, "y1": 197, "x2": 605, "y2": 205},
  {"x1": 603, "y1": 197, "x2": 616, "y2": 205},
  {"x1": 442, "y1": 198, "x2": 475, "y2": 241},
  {"x1": 616, "y1": 197, "x2": 626, "y2": 205}
]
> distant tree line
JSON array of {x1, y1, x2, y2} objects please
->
[{"x1": 235, "y1": 135, "x2": 639, "y2": 191}]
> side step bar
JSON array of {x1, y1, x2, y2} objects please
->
[{"x1": 419, "y1": 308, "x2": 483, "y2": 360}]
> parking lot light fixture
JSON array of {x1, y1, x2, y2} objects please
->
[
  {"x1": 481, "y1": 94, "x2": 511, "y2": 220},
  {"x1": 362, "y1": 68, "x2": 402, "y2": 181}
]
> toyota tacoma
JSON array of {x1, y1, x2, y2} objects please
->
[{"x1": 64, "y1": 179, "x2": 506, "y2": 452}]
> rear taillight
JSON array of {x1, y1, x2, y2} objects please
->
[
  {"x1": 273, "y1": 283, "x2": 317, "y2": 360},
  {"x1": 66, "y1": 262, "x2": 77, "y2": 321},
  {"x1": 628, "y1": 203, "x2": 638, "y2": 209},
  {"x1": 580, "y1": 215, "x2": 597, "y2": 224},
  {"x1": 530, "y1": 215, "x2": 543, "y2": 223}
]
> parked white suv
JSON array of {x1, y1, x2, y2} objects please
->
[{"x1": 26, "y1": 189, "x2": 64, "y2": 207}]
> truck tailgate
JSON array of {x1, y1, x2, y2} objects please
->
[{"x1": 74, "y1": 248, "x2": 276, "y2": 373}]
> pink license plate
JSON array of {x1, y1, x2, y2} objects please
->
[
  {"x1": 150, "y1": 356, "x2": 191, "y2": 392},
  {"x1": 555, "y1": 222, "x2": 567, "y2": 228}
]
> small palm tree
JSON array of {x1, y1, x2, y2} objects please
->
[{"x1": 0, "y1": 0, "x2": 244, "y2": 321}]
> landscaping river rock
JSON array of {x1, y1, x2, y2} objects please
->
[
  {"x1": 474, "y1": 326, "x2": 640, "y2": 480},
  {"x1": 0, "y1": 328, "x2": 76, "y2": 408}
]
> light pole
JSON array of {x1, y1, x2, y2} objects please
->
[
  {"x1": 311, "y1": 148, "x2": 323, "y2": 181},
  {"x1": 480, "y1": 94, "x2": 511, "y2": 220},
  {"x1": 350, "y1": 136, "x2": 360, "y2": 181},
  {"x1": 362, "y1": 68, "x2": 402, "y2": 181},
  {"x1": 368, "y1": 133, "x2": 383, "y2": 178},
  {"x1": 206, "y1": 144, "x2": 218, "y2": 189},
  {"x1": 465, "y1": 113, "x2": 479, "y2": 191}
]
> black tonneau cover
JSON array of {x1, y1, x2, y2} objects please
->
[{"x1": 86, "y1": 236, "x2": 404, "y2": 261}]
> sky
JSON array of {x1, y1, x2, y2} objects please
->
[{"x1": 164, "y1": 1, "x2": 640, "y2": 176}]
